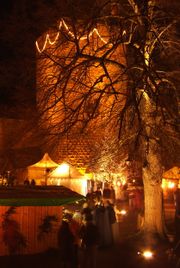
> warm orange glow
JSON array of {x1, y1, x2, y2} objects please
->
[
  {"x1": 167, "y1": 181, "x2": 175, "y2": 189},
  {"x1": 56, "y1": 163, "x2": 69, "y2": 176},
  {"x1": 121, "y1": 178, "x2": 127, "y2": 185},
  {"x1": 37, "y1": 18, "x2": 127, "y2": 143},
  {"x1": 116, "y1": 180, "x2": 121, "y2": 186},
  {"x1": 119, "y1": 209, "x2": 127, "y2": 215},
  {"x1": 30, "y1": 153, "x2": 59, "y2": 168},
  {"x1": 142, "y1": 250, "x2": 153, "y2": 259},
  {"x1": 77, "y1": 167, "x2": 86, "y2": 175},
  {"x1": 162, "y1": 178, "x2": 177, "y2": 189}
]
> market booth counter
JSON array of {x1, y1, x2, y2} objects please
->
[{"x1": 0, "y1": 186, "x2": 84, "y2": 256}]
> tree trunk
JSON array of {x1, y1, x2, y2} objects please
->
[
  {"x1": 141, "y1": 92, "x2": 166, "y2": 241},
  {"x1": 142, "y1": 142, "x2": 165, "y2": 237}
]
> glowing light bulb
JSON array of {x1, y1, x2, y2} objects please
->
[
  {"x1": 168, "y1": 181, "x2": 175, "y2": 189},
  {"x1": 142, "y1": 250, "x2": 153, "y2": 259},
  {"x1": 120, "y1": 209, "x2": 127, "y2": 215}
]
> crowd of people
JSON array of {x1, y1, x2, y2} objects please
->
[
  {"x1": 56, "y1": 183, "x2": 147, "y2": 267},
  {"x1": 57, "y1": 194, "x2": 117, "y2": 268}
]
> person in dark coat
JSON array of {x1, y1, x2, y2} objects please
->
[
  {"x1": 94, "y1": 187, "x2": 102, "y2": 203},
  {"x1": 79, "y1": 214, "x2": 99, "y2": 268},
  {"x1": 93, "y1": 200, "x2": 114, "y2": 248},
  {"x1": 104, "y1": 200, "x2": 116, "y2": 246},
  {"x1": 81, "y1": 202, "x2": 93, "y2": 222},
  {"x1": 58, "y1": 220, "x2": 75, "y2": 268}
]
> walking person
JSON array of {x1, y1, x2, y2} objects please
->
[
  {"x1": 94, "y1": 187, "x2": 102, "y2": 203},
  {"x1": 110, "y1": 185, "x2": 116, "y2": 205},
  {"x1": 93, "y1": 201, "x2": 106, "y2": 248},
  {"x1": 57, "y1": 220, "x2": 75, "y2": 268},
  {"x1": 79, "y1": 214, "x2": 99, "y2": 268},
  {"x1": 81, "y1": 202, "x2": 93, "y2": 222},
  {"x1": 69, "y1": 213, "x2": 82, "y2": 268},
  {"x1": 93, "y1": 200, "x2": 115, "y2": 248},
  {"x1": 104, "y1": 200, "x2": 116, "y2": 246}
]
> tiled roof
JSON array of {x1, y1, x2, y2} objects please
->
[{"x1": 52, "y1": 135, "x2": 94, "y2": 170}]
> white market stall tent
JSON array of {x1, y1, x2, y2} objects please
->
[
  {"x1": 47, "y1": 162, "x2": 88, "y2": 196},
  {"x1": 162, "y1": 166, "x2": 180, "y2": 189},
  {"x1": 27, "y1": 153, "x2": 59, "y2": 185}
]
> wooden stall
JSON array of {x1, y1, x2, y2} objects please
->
[{"x1": 0, "y1": 186, "x2": 84, "y2": 256}]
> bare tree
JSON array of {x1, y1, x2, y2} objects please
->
[{"x1": 36, "y1": 0, "x2": 180, "y2": 243}]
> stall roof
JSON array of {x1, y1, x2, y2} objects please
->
[
  {"x1": 49, "y1": 162, "x2": 84, "y2": 178},
  {"x1": 30, "y1": 153, "x2": 59, "y2": 168},
  {"x1": 163, "y1": 166, "x2": 180, "y2": 179},
  {"x1": 0, "y1": 186, "x2": 85, "y2": 206}
]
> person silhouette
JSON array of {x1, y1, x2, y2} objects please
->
[
  {"x1": 79, "y1": 214, "x2": 99, "y2": 268},
  {"x1": 57, "y1": 220, "x2": 75, "y2": 268}
]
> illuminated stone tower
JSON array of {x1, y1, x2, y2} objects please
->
[{"x1": 36, "y1": 9, "x2": 127, "y2": 170}]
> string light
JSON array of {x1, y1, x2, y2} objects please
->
[
  {"x1": 36, "y1": 18, "x2": 109, "y2": 53},
  {"x1": 36, "y1": 21, "x2": 62, "y2": 53}
]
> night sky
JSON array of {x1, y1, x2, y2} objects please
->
[
  {"x1": 0, "y1": 0, "x2": 96, "y2": 119},
  {"x1": 0, "y1": 1, "x2": 37, "y2": 118}
]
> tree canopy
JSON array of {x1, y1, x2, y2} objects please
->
[{"x1": 36, "y1": 0, "x2": 179, "y2": 170}]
